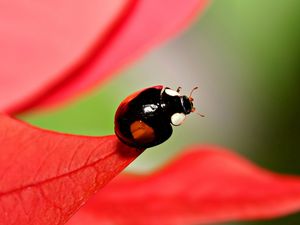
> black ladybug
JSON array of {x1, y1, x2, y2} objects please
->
[{"x1": 114, "y1": 85, "x2": 201, "y2": 148}]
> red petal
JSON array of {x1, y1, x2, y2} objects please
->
[
  {"x1": 67, "y1": 146, "x2": 300, "y2": 225},
  {"x1": 0, "y1": 0, "x2": 132, "y2": 113},
  {"x1": 0, "y1": 114, "x2": 140, "y2": 225},
  {"x1": 2, "y1": 0, "x2": 209, "y2": 114}
]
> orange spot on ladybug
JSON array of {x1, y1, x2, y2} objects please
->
[{"x1": 130, "y1": 120, "x2": 155, "y2": 144}]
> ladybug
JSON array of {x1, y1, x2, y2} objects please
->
[{"x1": 114, "y1": 85, "x2": 202, "y2": 149}]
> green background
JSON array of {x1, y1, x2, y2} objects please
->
[{"x1": 21, "y1": 1, "x2": 300, "y2": 224}]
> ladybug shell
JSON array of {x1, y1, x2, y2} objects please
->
[{"x1": 114, "y1": 85, "x2": 173, "y2": 148}]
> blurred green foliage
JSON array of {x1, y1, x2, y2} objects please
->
[{"x1": 21, "y1": 0, "x2": 300, "y2": 224}]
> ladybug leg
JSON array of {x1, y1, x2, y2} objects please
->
[
  {"x1": 176, "y1": 87, "x2": 182, "y2": 93},
  {"x1": 160, "y1": 86, "x2": 166, "y2": 96},
  {"x1": 160, "y1": 86, "x2": 168, "y2": 101}
]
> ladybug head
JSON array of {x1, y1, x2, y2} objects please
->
[
  {"x1": 181, "y1": 87, "x2": 204, "y2": 117},
  {"x1": 181, "y1": 95, "x2": 194, "y2": 114},
  {"x1": 167, "y1": 86, "x2": 204, "y2": 126}
]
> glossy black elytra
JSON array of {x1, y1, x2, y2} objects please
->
[{"x1": 114, "y1": 85, "x2": 200, "y2": 148}]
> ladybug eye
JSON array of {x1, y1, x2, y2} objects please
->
[
  {"x1": 165, "y1": 88, "x2": 180, "y2": 97},
  {"x1": 171, "y1": 113, "x2": 186, "y2": 126}
]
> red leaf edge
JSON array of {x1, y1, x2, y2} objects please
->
[{"x1": 0, "y1": 113, "x2": 141, "y2": 225}]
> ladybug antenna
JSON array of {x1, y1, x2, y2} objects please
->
[
  {"x1": 189, "y1": 87, "x2": 204, "y2": 117},
  {"x1": 189, "y1": 86, "x2": 198, "y2": 100},
  {"x1": 191, "y1": 107, "x2": 205, "y2": 117}
]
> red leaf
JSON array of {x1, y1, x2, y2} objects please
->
[
  {"x1": 67, "y1": 146, "x2": 300, "y2": 225},
  {"x1": 32, "y1": 0, "x2": 209, "y2": 111},
  {"x1": 0, "y1": 114, "x2": 141, "y2": 225},
  {"x1": 1, "y1": 0, "x2": 209, "y2": 114},
  {"x1": 0, "y1": 0, "x2": 133, "y2": 113}
]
